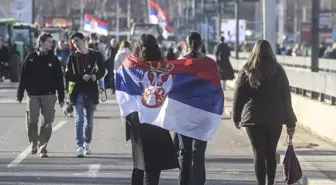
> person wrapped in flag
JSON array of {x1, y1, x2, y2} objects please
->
[
  {"x1": 115, "y1": 33, "x2": 224, "y2": 184},
  {"x1": 117, "y1": 34, "x2": 178, "y2": 185}
]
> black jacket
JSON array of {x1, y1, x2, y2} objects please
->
[
  {"x1": 232, "y1": 63, "x2": 297, "y2": 128},
  {"x1": 65, "y1": 49, "x2": 105, "y2": 104},
  {"x1": 17, "y1": 51, "x2": 65, "y2": 102}
]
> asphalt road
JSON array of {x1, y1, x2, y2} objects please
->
[{"x1": 0, "y1": 89, "x2": 298, "y2": 185}]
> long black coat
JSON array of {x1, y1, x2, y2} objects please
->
[
  {"x1": 126, "y1": 112, "x2": 179, "y2": 171},
  {"x1": 214, "y1": 42, "x2": 234, "y2": 80}
]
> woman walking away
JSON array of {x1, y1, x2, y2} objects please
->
[
  {"x1": 232, "y1": 39, "x2": 296, "y2": 185},
  {"x1": 125, "y1": 34, "x2": 178, "y2": 185},
  {"x1": 174, "y1": 32, "x2": 210, "y2": 185}
]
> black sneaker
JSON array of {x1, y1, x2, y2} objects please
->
[{"x1": 31, "y1": 148, "x2": 38, "y2": 155}]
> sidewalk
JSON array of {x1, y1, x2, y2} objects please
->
[{"x1": 224, "y1": 82, "x2": 336, "y2": 185}]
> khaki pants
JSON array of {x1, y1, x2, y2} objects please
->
[{"x1": 26, "y1": 94, "x2": 56, "y2": 153}]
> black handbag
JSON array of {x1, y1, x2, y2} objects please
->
[{"x1": 283, "y1": 136, "x2": 302, "y2": 184}]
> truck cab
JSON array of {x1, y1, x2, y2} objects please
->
[{"x1": 0, "y1": 18, "x2": 31, "y2": 82}]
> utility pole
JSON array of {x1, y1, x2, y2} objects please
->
[
  {"x1": 311, "y1": 0, "x2": 320, "y2": 72},
  {"x1": 116, "y1": 0, "x2": 120, "y2": 41},
  {"x1": 278, "y1": 0, "x2": 286, "y2": 44},
  {"x1": 263, "y1": 0, "x2": 277, "y2": 53},
  {"x1": 235, "y1": 0, "x2": 240, "y2": 59},
  {"x1": 294, "y1": 0, "x2": 298, "y2": 39},
  {"x1": 80, "y1": 0, "x2": 84, "y2": 31},
  {"x1": 186, "y1": 0, "x2": 189, "y2": 25},
  {"x1": 216, "y1": 0, "x2": 222, "y2": 41},
  {"x1": 127, "y1": 0, "x2": 131, "y2": 40},
  {"x1": 192, "y1": 0, "x2": 196, "y2": 31}
]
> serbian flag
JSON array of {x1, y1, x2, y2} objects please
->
[
  {"x1": 116, "y1": 56, "x2": 224, "y2": 141},
  {"x1": 149, "y1": 0, "x2": 172, "y2": 32}
]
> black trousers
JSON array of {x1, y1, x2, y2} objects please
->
[
  {"x1": 131, "y1": 168, "x2": 161, "y2": 185},
  {"x1": 245, "y1": 125, "x2": 283, "y2": 185},
  {"x1": 176, "y1": 134, "x2": 207, "y2": 185}
]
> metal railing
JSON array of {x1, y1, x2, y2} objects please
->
[{"x1": 208, "y1": 54, "x2": 336, "y2": 105}]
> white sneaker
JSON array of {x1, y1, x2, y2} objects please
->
[
  {"x1": 84, "y1": 143, "x2": 91, "y2": 155},
  {"x1": 76, "y1": 147, "x2": 85, "y2": 158}
]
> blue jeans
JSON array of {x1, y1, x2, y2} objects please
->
[{"x1": 75, "y1": 93, "x2": 96, "y2": 148}]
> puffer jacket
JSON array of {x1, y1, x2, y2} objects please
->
[{"x1": 232, "y1": 63, "x2": 297, "y2": 128}]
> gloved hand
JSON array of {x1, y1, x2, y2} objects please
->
[
  {"x1": 83, "y1": 74, "x2": 91, "y2": 81},
  {"x1": 91, "y1": 74, "x2": 97, "y2": 81}
]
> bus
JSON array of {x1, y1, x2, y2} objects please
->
[{"x1": 130, "y1": 23, "x2": 163, "y2": 43}]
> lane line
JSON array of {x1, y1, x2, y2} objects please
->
[
  {"x1": 52, "y1": 121, "x2": 67, "y2": 131},
  {"x1": 7, "y1": 120, "x2": 68, "y2": 168},
  {"x1": 88, "y1": 164, "x2": 101, "y2": 178}
]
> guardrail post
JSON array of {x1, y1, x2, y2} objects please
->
[
  {"x1": 320, "y1": 93, "x2": 325, "y2": 102},
  {"x1": 302, "y1": 90, "x2": 306, "y2": 96},
  {"x1": 311, "y1": 91, "x2": 319, "y2": 99},
  {"x1": 331, "y1": 97, "x2": 336, "y2": 105}
]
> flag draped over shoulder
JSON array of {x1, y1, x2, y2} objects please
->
[{"x1": 116, "y1": 55, "x2": 224, "y2": 141}]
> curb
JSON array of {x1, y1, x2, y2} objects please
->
[{"x1": 224, "y1": 80, "x2": 336, "y2": 185}]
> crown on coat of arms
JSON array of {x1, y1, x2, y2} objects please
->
[{"x1": 147, "y1": 61, "x2": 174, "y2": 74}]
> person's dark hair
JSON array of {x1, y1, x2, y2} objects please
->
[
  {"x1": 220, "y1": 36, "x2": 225, "y2": 42},
  {"x1": 119, "y1": 40, "x2": 130, "y2": 50},
  {"x1": 132, "y1": 34, "x2": 162, "y2": 61},
  {"x1": 90, "y1": 33, "x2": 98, "y2": 40},
  {"x1": 36, "y1": 32, "x2": 52, "y2": 50},
  {"x1": 243, "y1": 39, "x2": 278, "y2": 88},
  {"x1": 69, "y1": 32, "x2": 85, "y2": 41},
  {"x1": 186, "y1": 32, "x2": 202, "y2": 58}
]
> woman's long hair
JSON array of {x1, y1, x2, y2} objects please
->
[
  {"x1": 244, "y1": 39, "x2": 278, "y2": 88},
  {"x1": 132, "y1": 34, "x2": 162, "y2": 61},
  {"x1": 118, "y1": 40, "x2": 130, "y2": 51}
]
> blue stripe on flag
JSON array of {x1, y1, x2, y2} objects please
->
[
  {"x1": 116, "y1": 67, "x2": 143, "y2": 96},
  {"x1": 169, "y1": 75, "x2": 224, "y2": 115}
]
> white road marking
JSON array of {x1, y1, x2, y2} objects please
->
[
  {"x1": 88, "y1": 164, "x2": 101, "y2": 178},
  {"x1": 52, "y1": 121, "x2": 67, "y2": 131},
  {"x1": 0, "y1": 89, "x2": 9, "y2": 93},
  {"x1": 0, "y1": 99, "x2": 118, "y2": 104},
  {"x1": 7, "y1": 120, "x2": 68, "y2": 168}
]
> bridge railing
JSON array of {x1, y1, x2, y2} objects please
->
[
  {"x1": 209, "y1": 53, "x2": 336, "y2": 105},
  {"x1": 230, "y1": 52, "x2": 336, "y2": 73}
]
